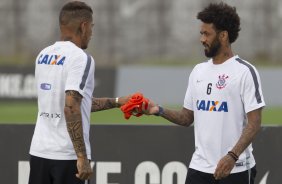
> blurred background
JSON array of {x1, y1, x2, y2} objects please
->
[
  {"x1": 1, "y1": 0, "x2": 282, "y2": 66},
  {"x1": 0, "y1": 1, "x2": 281, "y2": 184},
  {"x1": 0, "y1": 0, "x2": 281, "y2": 124}
]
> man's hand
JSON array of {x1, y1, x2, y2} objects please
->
[
  {"x1": 76, "y1": 157, "x2": 93, "y2": 180},
  {"x1": 141, "y1": 99, "x2": 159, "y2": 115},
  {"x1": 214, "y1": 155, "x2": 236, "y2": 180}
]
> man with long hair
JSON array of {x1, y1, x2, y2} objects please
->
[{"x1": 142, "y1": 2, "x2": 265, "y2": 184}]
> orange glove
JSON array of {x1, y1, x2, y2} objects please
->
[{"x1": 120, "y1": 93, "x2": 149, "y2": 119}]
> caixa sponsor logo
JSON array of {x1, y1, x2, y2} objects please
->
[
  {"x1": 196, "y1": 100, "x2": 228, "y2": 112},
  {"x1": 40, "y1": 83, "x2": 51, "y2": 90},
  {"x1": 37, "y1": 54, "x2": 65, "y2": 65}
]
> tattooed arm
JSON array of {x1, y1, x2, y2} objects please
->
[
  {"x1": 91, "y1": 96, "x2": 131, "y2": 112},
  {"x1": 230, "y1": 108, "x2": 262, "y2": 157},
  {"x1": 91, "y1": 98, "x2": 117, "y2": 112},
  {"x1": 64, "y1": 90, "x2": 92, "y2": 180},
  {"x1": 64, "y1": 90, "x2": 86, "y2": 157},
  {"x1": 214, "y1": 108, "x2": 262, "y2": 180},
  {"x1": 158, "y1": 107, "x2": 194, "y2": 127},
  {"x1": 144, "y1": 100, "x2": 194, "y2": 127}
]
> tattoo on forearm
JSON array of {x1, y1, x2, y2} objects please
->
[
  {"x1": 64, "y1": 90, "x2": 86, "y2": 157},
  {"x1": 231, "y1": 109, "x2": 262, "y2": 156},
  {"x1": 232, "y1": 121, "x2": 260, "y2": 155},
  {"x1": 67, "y1": 121, "x2": 86, "y2": 154},
  {"x1": 91, "y1": 98, "x2": 116, "y2": 112},
  {"x1": 162, "y1": 108, "x2": 194, "y2": 127}
]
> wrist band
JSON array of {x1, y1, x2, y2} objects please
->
[
  {"x1": 154, "y1": 105, "x2": 164, "y2": 116},
  {"x1": 115, "y1": 97, "x2": 119, "y2": 107},
  {"x1": 227, "y1": 151, "x2": 239, "y2": 161}
]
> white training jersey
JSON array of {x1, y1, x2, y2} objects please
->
[
  {"x1": 184, "y1": 55, "x2": 265, "y2": 173},
  {"x1": 30, "y1": 41, "x2": 95, "y2": 160}
]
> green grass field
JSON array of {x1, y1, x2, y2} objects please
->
[{"x1": 0, "y1": 101, "x2": 281, "y2": 125}]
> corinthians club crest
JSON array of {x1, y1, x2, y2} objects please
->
[{"x1": 216, "y1": 74, "x2": 229, "y2": 89}]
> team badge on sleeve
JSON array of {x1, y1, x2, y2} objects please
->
[{"x1": 216, "y1": 74, "x2": 229, "y2": 89}]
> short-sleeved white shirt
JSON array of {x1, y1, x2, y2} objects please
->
[
  {"x1": 30, "y1": 41, "x2": 95, "y2": 160},
  {"x1": 184, "y1": 55, "x2": 265, "y2": 173}
]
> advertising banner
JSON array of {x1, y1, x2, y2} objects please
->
[
  {"x1": 0, "y1": 125, "x2": 281, "y2": 184},
  {"x1": 0, "y1": 67, "x2": 116, "y2": 100}
]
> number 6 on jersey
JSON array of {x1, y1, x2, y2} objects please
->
[{"x1": 207, "y1": 83, "x2": 212, "y2": 95}]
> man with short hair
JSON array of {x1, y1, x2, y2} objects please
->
[
  {"x1": 142, "y1": 2, "x2": 265, "y2": 184},
  {"x1": 29, "y1": 1, "x2": 128, "y2": 184}
]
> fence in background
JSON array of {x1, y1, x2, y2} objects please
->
[{"x1": 0, "y1": 0, "x2": 282, "y2": 65}]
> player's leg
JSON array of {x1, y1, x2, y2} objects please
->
[
  {"x1": 28, "y1": 155, "x2": 52, "y2": 184},
  {"x1": 51, "y1": 159, "x2": 89, "y2": 184},
  {"x1": 185, "y1": 168, "x2": 218, "y2": 184},
  {"x1": 219, "y1": 166, "x2": 257, "y2": 184}
]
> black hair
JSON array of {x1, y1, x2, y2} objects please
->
[
  {"x1": 59, "y1": 1, "x2": 93, "y2": 26},
  {"x1": 197, "y1": 2, "x2": 241, "y2": 43}
]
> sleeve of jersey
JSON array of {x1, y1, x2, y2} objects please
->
[
  {"x1": 183, "y1": 70, "x2": 194, "y2": 111},
  {"x1": 65, "y1": 54, "x2": 92, "y2": 97},
  {"x1": 241, "y1": 68, "x2": 265, "y2": 113}
]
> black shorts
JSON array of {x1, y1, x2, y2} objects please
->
[
  {"x1": 185, "y1": 166, "x2": 257, "y2": 184},
  {"x1": 28, "y1": 155, "x2": 90, "y2": 184}
]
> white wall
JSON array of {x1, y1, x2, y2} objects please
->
[{"x1": 116, "y1": 66, "x2": 282, "y2": 106}]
